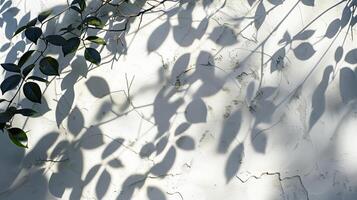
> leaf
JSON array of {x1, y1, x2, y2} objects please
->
[
  {"x1": 301, "y1": 0, "x2": 314, "y2": 6},
  {"x1": 293, "y1": 42, "x2": 315, "y2": 60},
  {"x1": 25, "y1": 27, "x2": 42, "y2": 44},
  {"x1": 150, "y1": 147, "x2": 176, "y2": 176},
  {"x1": 23, "y1": 82, "x2": 42, "y2": 103},
  {"x1": 293, "y1": 29, "x2": 315, "y2": 40},
  {"x1": 176, "y1": 135, "x2": 195, "y2": 151},
  {"x1": 22, "y1": 64, "x2": 35, "y2": 77},
  {"x1": 85, "y1": 76, "x2": 109, "y2": 98},
  {"x1": 7, "y1": 127, "x2": 28, "y2": 148},
  {"x1": 1, "y1": 63, "x2": 20, "y2": 73},
  {"x1": 27, "y1": 76, "x2": 49, "y2": 83},
  {"x1": 345, "y1": 48, "x2": 357, "y2": 64},
  {"x1": 85, "y1": 36, "x2": 106, "y2": 45},
  {"x1": 39, "y1": 57, "x2": 59, "y2": 76},
  {"x1": 13, "y1": 25, "x2": 27, "y2": 37},
  {"x1": 254, "y1": 2, "x2": 266, "y2": 30},
  {"x1": 27, "y1": 18, "x2": 38, "y2": 27},
  {"x1": 38, "y1": 10, "x2": 52, "y2": 22},
  {"x1": 174, "y1": 122, "x2": 191, "y2": 136},
  {"x1": 18, "y1": 50, "x2": 35, "y2": 67},
  {"x1": 325, "y1": 18, "x2": 341, "y2": 39},
  {"x1": 84, "y1": 16, "x2": 103, "y2": 28},
  {"x1": 147, "y1": 20, "x2": 170, "y2": 52},
  {"x1": 62, "y1": 37, "x2": 80, "y2": 56},
  {"x1": 185, "y1": 98, "x2": 207, "y2": 123},
  {"x1": 225, "y1": 144, "x2": 244, "y2": 183},
  {"x1": 15, "y1": 108, "x2": 37, "y2": 116},
  {"x1": 147, "y1": 187, "x2": 166, "y2": 200},
  {"x1": 84, "y1": 48, "x2": 101, "y2": 65},
  {"x1": 101, "y1": 138, "x2": 123, "y2": 159},
  {"x1": 1, "y1": 75, "x2": 22, "y2": 94},
  {"x1": 45, "y1": 35, "x2": 66, "y2": 46},
  {"x1": 335, "y1": 46, "x2": 343, "y2": 63},
  {"x1": 96, "y1": 170, "x2": 111, "y2": 199}
]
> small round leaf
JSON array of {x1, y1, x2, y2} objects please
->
[
  {"x1": 25, "y1": 27, "x2": 42, "y2": 44},
  {"x1": 7, "y1": 127, "x2": 28, "y2": 148},
  {"x1": 84, "y1": 48, "x2": 101, "y2": 65},
  {"x1": 62, "y1": 37, "x2": 80, "y2": 56}
]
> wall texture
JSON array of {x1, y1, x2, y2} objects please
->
[{"x1": 1, "y1": 0, "x2": 357, "y2": 199}]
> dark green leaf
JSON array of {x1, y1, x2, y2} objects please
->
[
  {"x1": 84, "y1": 48, "x2": 101, "y2": 65},
  {"x1": 84, "y1": 16, "x2": 103, "y2": 28},
  {"x1": 0, "y1": 123, "x2": 5, "y2": 131},
  {"x1": 23, "y1": 82, "x2": 42, "y2": 103},
  {"x1": 27, "y1": 18, "x2": 38, "y2": 27},
  {"x1": 39, "y1": 57, "x2": 59, "y2": 76},
  {"x1": 45, "y1": 35, "x2": 66, "y2": 46},
  {"x1": 62, "y1": 37, "x2": 80, "y2": 56},
  {"x1": 27, "y1": 76, "x2": 49, "y2": 83},
  {"x1": 1, "y1": 75, "x2": 22, "y2": 94},
  {"x1": 18, "y1": 50, "x2": 35, "y2": 67},
  {"x1": 13, "y1": 25, "x2": 27, "y2": 37},
  {"x1": 1, "y1": 63, "x2": 20, "y2": 73},
  {"x1": 85, "y1": 36, "x2": 106, "y2": 45},
  {"x1": 25, "y1": 27, "x2": 42, "y2": 44},
  {"x1": 22, "y1": 64, "x2": 35, "y2": 77},
  {"x1": 15, "y1": 108, "x2": 37, "y2": 116},
  {"x1": 7, "y1": 127, "x2": 28, "y2": 148},
  {"x1": 38, "y1": 10, "x2": 52, "y2": 22}
]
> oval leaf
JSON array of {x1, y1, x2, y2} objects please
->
[
  {"x1": 345, "y1": 48, "x2": 357, "y2": 64},
  {"x1": 22, "y1": 64, "x2": 35, "y2": 77},
  {"x1": 85, "y1": 36, "x2": 106, "y2": 45},
  {"x1": 84, "y1": 16, "x2": 103, "y2": 28},
  {"x1": 27, "y1": 76, "x2": 49, "y2": 83},
  {"x1": 1, "y1": 75, "x2": 22, "y2": 94},
  {"x1": 23, "y1": 82, "x2": 42, "y2": 103},
  {"x1": 45, "y1": 35, "x2": 66, "y2": 46},
  {"x1": 293, "y1": 42, "x2": 315, "y2": 60},
  {"x1": 15, "y1": 108, "x2": 37, "y2": 116},
  {"x1": 7, "y1": 127, "x2": 28, "y2": 148},
  {"x1": 39, "y1": 57, "x2": 59, "y2": 76},
  {"x1": 84, "y1": 48, "x2": 101, "y2": 65},
  {"x1": 62, "y1": 37, "x2": 80, "y2": 56},
  {"x1": 18, "y1": 50, "x2": 35, "y2": 67},
  {"x1": 25, "y1": 27, "x2": 42, "y2": 44},
  {"x1": 1, "y1": 63, "x2": 20, "y2": 73},
  {"x1": 38, "y1": 10, "x2": 52, "y2": 22}
]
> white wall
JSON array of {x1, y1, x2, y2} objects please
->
[{"x1": 1, "y1": 0, "x2": 357, "y2": 199}]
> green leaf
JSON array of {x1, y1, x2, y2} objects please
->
[
  {"x1": 23, "y1": 82, "x2": 42, "y2": 103},
  {"x1": 38, "y1": 10, "x2": 52, "y2": 22},
  {"x1": 45, "y1": 35, "x2": 66, "y2": 46},
  {"x1": 13, "y1": 25, "x2": 27, "y2": 37},
  {"x1": 84, "y1": 16, "x2": 103, "y2": 28},
  {"x1": 1, "y1": 75, "x2": 22, "y2": 94},
  {"x1": 1, "y1": 63, "x2": 20, "y2": 73},
  {"x1": 7, "y1": 128, "x2": 28, "y2": 148},
  {"x1": 84, "y1": 48, "x2": 101, "y2": 65},
  {"x1": 85, "y1": 36, "x2": 106, "y2": 45},
  {"x1": 15, "y1": 108, "x2": 37, "y2": 116},
  {"x1": 27, "y1": 76, "x2": 49, "y2": 83},
  {"x1": 25, "y1": 27, "x2": 42, "y2": 44},
  {"x1": 18, "y1": 50, "x2": 35, "y2": 67},
  {"x1": 22, "y1": 64, "x2": 35, "y2": 77},
  {"x1": 27, "y1": 18, "x2": 38, "y2": 27},
  {"x1": 39, "y1": 57, "x2": 59, "y2": 76},
  {"x1": 62, "y1": 37, "x2": 80, "y2": 56}
]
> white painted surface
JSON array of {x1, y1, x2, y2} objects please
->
[{"x1": 0, "y1": 0, "x2": 357, "y2": 199}]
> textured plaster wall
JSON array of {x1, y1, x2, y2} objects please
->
[{"x1": 0, "y1": 0, "x2": 357, "y2": 199}]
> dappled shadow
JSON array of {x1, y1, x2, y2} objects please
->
[{"x1": 1, "y1": 0, "x2": 357, "y2": 199}]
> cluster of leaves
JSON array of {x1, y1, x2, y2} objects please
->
[{"x1": 0, "y1": 0, "x2": 106, "y2": 148}]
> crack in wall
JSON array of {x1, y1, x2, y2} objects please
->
[{"x1": 236, "y1": 171, "x2": 310, "y2": 200}]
